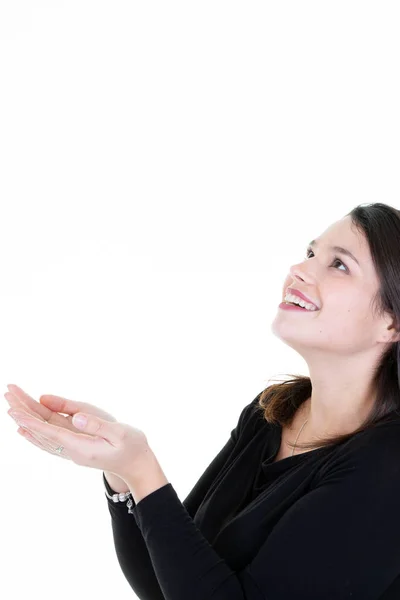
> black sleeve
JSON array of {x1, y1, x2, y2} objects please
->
[
  {"x1": 129, "y1": 425, "x2": 400, "y2": 600},
  {"x1": 103, "y1": 471, "x2": 166, "y2": 600},
  {"x1": 103, "y1": 395, "x2": 257, "y2": 600}
]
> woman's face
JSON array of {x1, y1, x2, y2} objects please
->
[{"x1": 270, "y1": 215, "x2": 385, "y2": 357}]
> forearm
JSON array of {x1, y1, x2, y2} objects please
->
[
  {"x1": 103, "y1": 467, "x2": 167, "y2": 600},
  {"x1": 124, "y1": 448, "x2": 170, "y2": 504},
  {"x1": 104, "y1": 470, "x2": 130, "y2": 494}
]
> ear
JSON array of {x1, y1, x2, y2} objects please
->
[
  {"x1": 388, "y1": 329, "x2": 400, "y2": 345},
  {"x1": 389, "y1": 319, "x2": 400, "y2": 344},
  {"x1": 382, "y1": 313, "x2": 400, "y2": 344}
]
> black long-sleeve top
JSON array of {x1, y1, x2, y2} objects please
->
[{"x1": 103, "y1": 391, "x2": 400, "y2": 599}]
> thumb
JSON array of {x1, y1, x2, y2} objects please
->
[
  {"x1": 72, "y1": 413, "x2": 88, "y2": 429},
  {"x1": 40, "y1": 394, "x2": 80, "y2": 415},
  {"x1": 72, "y1": 412, "x2": 121, "y2": 445}
]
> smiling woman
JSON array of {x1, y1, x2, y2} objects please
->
[
  {"x1": 99, "y1": 203, "x2": 400, "y2": 600},
  {"x1": 6, "y1": 205, "x2": 400, "y2": 600},
  {"x1": 268, "y1": 202, "x2": 400, "y2": 453}
]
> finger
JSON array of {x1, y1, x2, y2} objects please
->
[
  {"x1": 39, "y1": 393, "x2": 93, "y2": 418},
  {"x1": 22, "y1": 427, "x2": 63, "y2": 453},
  {"x1": 5, "y1": 390, "x2": 76, "y2": 432},
  {"x1": 4, "y1": 392, "x2": 28, "y2": 412},
  {"x1": 17, "y1": 427, "x2": 71, "y2": 460},
  {"x1": 7, "y1": 384, "x2": 53, "y2": 422},
  {"x1": 5, "y1": 391, "x2": 60, "y2": 426},
  {"x1": 8, "y1": 384, "x2": 82, "y2": 422},
  {"x1": 8, "y1": 409, "x2": 120, "y2": 451},
  {"x1": 71, "y1": 412, "x2": 122, "y2": 445}
]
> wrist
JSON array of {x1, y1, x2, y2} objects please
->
[
  {"x1": 123, "y1": 449, "x2": 169, "y2": 504},
  {"x1": 104, "y1": 470, "x2": 130, "y2": 494}
]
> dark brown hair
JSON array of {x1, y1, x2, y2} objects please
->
[{"x1": 256, "y1": 202, "x2": 400, "y2": 452}]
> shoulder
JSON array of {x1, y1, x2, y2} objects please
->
[
  {"x1": 315, "y1": 420, "x2": 400, "y2": 487},
  {"x1": 360, "y1": 420, "x2": 400, "y2": 470},
  {"x1": 234, "y1": 390, "x2": 269, "y2": 439},
  {"x1": 347, "y1": 419, "x2": 400, "y2": 460}
]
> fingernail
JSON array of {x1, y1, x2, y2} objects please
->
[{"x1": 73, "y1": 414, "x2": 87, "y2": 428}]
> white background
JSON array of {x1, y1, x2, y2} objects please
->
[{"x1": 0, "y1": 2, "x2": 399, "y2": 598}]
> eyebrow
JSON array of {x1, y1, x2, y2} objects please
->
[{"x1": 308, "y1": 239, "x2": 360, "y2": 267}]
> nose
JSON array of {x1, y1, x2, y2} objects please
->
[
  {"x1": 290, "y1": 263, "x2": 307, "y2": 282},
  {"x1": 287, "y1": 262, "x2": 316, "y2": 289}
]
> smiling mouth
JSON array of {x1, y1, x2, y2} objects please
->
[{"x1": 282, "y1": 300, "x2": 320, "y2": 311}]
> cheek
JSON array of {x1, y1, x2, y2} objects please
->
[
  {"x1": 349, "y1": 302, "x2": 377, "y2": 331},
  {"x1": 322, "y1": 300, "x2": 373, "y2": 340},
  {"x1": 337, "y1": 296, "x2": 368, "y2": 319}
]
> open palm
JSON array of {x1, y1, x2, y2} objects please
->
[
  {"x1": 6, "y1": 384, "x2": 149, "y2": 479},
  {"x1": 5, "y1": 384, "x2": 117, "y2": 459}
]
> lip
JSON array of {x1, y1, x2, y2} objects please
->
[{"x1": 286, "y1": 287, "x2": 320, "y2": 309}]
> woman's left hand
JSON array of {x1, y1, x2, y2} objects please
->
[{"x1": 8, "y1": 390, "x2": 150, "y2": 482}]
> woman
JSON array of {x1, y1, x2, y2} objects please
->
[{"x1": 6, "y1": 202, "x2": 400, "y2": 599}]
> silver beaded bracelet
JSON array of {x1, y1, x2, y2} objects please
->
[{"x1": 104, "y1": 486, "x2": 134, "y2": 514}]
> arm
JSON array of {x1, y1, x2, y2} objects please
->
[
  {"x1": 128, "y1": 425, "x2": 400, "y2": 600},
  {"x1": 103, "y1": 396, "x2": 253, "y2": 599},
  {"x1": 125, "y1": 449, "x2": 170, "y2": 504},
  {"x1": 103, "y1": 471, "x2": 167, "y2": 600},
  {"x1": 104, "y1": 471, "x2": 130, "y2": 493}
]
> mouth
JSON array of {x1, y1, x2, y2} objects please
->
[
  {"x1": 285, "y1": 288, "x2": 320, "y2": 310},
  {"x1": 282, "y1": 300, "x2": 320, "y2": 311},
  {"x1": 280, "y1": 301, "x2": 320, "y2": 312}
]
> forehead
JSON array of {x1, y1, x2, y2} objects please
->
[{"x1": 317, "y1": 217, "x2": 369, "y2": 263}]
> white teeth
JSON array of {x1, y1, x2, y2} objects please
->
[{"x1": 284, "y1": 293, "x2": 318, "y2": 311}]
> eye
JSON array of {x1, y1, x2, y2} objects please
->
[{"x1": 305, "y1": 248, "x2": 349, "y2": 273}]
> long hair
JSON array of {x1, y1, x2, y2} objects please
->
[{"x1": 256, "y1": 202, "x2": 400, "y2": 452}]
